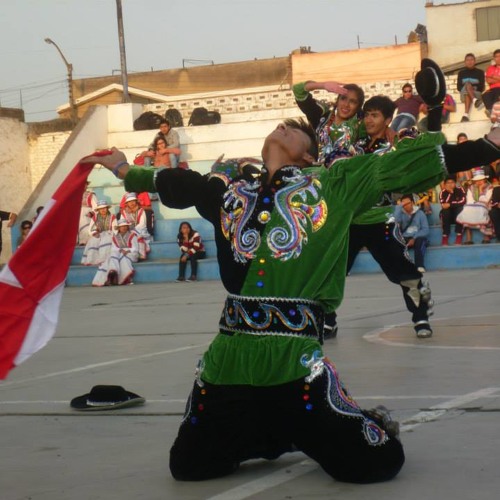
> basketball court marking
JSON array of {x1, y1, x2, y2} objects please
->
[{"x1": 0, "y1": 342, "x2": 210, "y2": 388}]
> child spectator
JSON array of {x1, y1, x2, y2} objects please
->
[
  {"x1": 439, "y1": 177, "x2": 466, "y2": 245},
  {"x1": 176, "y1": 221, "x2": 206, "y2": 282},
  {"x1": 92, "y1": 219, "x2": 139, "y2": 286},
  {"x1": 120, "y1": 192, "x2": 151, "y2": 259},
  {"x1": 395, "y1": 195, "x2": 429, "y2": 273},
  {"x1": 16, "y1": 220, "x2": 33, "y2": 248}
]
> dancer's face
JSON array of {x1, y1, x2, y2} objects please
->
[
  {"x1": 180, "y1": 223, "x2": 190, "y2": 235},
  {"x1": 363, "y1": 109, "x2": 391, "y2": 138},
  {"x1": 262, "y1": 123, "x2": 313, "y2": 166},
  {"x1": 336, "y1": 90, "x2": 360, "y2": 121},
  {"x1": 98, "y1": 207, "x2": 108, "y2": 216},
  {"x1": 118, "y1": 225, "x2": 129, "y2": 233}
]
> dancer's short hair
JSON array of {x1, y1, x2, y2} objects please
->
[
  {"x1": 283, "y1": 118, "x2": 319, "y2": 162},
  {"x1": 363, "y1": 96, "x2": 396, "y2": 120}
]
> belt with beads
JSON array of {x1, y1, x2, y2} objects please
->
[{"x1": 219, "y1": 294, "x2": 324, "y2": 340}]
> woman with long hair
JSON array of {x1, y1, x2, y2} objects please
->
[{"x1": 176, "y1": 221, "x2": 206, "y2": 282}]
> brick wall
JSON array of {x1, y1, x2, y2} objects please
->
[{"x1": 28, "y1": 131, "x2": 71, "y2": 190}]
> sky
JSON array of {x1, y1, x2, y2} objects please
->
[{"x1": 0, "y1": 0, "x2": 460, "y2": 122}]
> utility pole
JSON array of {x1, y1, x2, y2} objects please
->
[
  {"x1": 44, "y1": 37, "x2": 77, "y2": 124},
  {"x1": 116, "y1": 0, "x2": 130, "y2": 103}
]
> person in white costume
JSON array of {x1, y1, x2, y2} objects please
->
[
  {"x1": 81, "y1": 200, "x2": 117, "y2": 266},
  {"x1": 120, "y1": 192, "x2": 150, "y2": 260},
  {"x1": 78, "y1": 181, "x2": 98, "y2": 245},
  {"x1": 92, "y1": 219, "x2": 139, "y2": 286}
]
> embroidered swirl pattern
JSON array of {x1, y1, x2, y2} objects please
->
[
  {"x1": 301, "y1": 352, "x2": 388, "y2": 446},
  {"x1": 268, "y1": 169, "x2": 327, "y2": 261},
  {"x1": 221, "y1": 180, "x2": 260, "y2": 263}
]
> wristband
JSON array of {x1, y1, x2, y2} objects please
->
[{"x1": 112, "y1": 161, "x2": 129, "y2": 178}]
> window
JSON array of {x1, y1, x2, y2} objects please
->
[{"x1": 476, "y1": 6, "x2": 500, "y2": 41}]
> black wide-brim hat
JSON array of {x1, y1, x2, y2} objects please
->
[
  {"x1": 70, "y1": 385, "x2": 145, "y2": 411},
  {"x1": 415, "y1": 58, "x2": 446, "y2": 107}
]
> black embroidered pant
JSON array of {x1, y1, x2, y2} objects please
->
[{"x1": 170, "y1": 366, "x2": 404, "y2": 483}]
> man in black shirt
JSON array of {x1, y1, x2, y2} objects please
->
[{"x1": 457, "y1": 53, "x2": 485, "y2": 122}]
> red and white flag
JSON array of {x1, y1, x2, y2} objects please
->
[{"x1": 0, "y1": 151, "x2": 111, "y2": 379}]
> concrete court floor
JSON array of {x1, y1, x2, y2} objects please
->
[{"x1": 1, "y1": 268, "x2": 499, "y2": 500}]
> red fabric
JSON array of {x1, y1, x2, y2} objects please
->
[{"x1": 0, "y1": 150, "x2": 112, "y2": 379}]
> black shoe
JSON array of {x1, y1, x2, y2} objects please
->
[
  {"x1": 186, "y1": 276, "x2": 197, "y2": 282},
  {"x1": 175, "y1": 277, "x2": 185, "y2": 282},
  {"x1": 474, "y1": 98, "x2": 483, "y2": 109},
  {"x1": 460, "y1": 116, "x2": 470, "y2": 122}
]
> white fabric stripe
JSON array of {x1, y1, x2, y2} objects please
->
[
  {"x1": 14, "y1": 282, "x2": 65, "y2": 366},
  {"x1": 0, "y1": 264, "x2": 22, "y2": 288}
]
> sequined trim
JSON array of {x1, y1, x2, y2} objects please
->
[
  {"x1": 301, "y1": 353, "x2": 388, "y2": 446},
  {"x1": 219, "y1": 294, "x2": 324, "y2": 339}
]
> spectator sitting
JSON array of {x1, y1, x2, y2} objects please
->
[
  {"x1": 92, "y1": 219, "x2": 139, "y2": 287},
  {"x1": 0, "y1": 208, "x2": 17, "y2": 259},
  {"x1": 419, "y1": 93, "x2": 456, "y2": 130},
  {"x1": 79, "y1": 181, "x2": 98, "y2": 246},
  {"x1": 81, "y1": 200, "x2": 117, "y2": 266},
  {"x1": 16, "y1": 220, "x2": 33, "y2": 248},
  {"x1": 390, "y1": 83, "x2": 427, "y2": 131},
  {"x1": 32, "y1": 206, "x2": 44, "y2": 224},
  {"x1": 439, "y1": 177, "x2": 466, "y2": 245},
  {"x1": 146, "y1": 118, "x2": 181, "y2": 168},
  {"x1": 139, "y1": 136, "x2": 181, "y2": 168},
  {"x1": 490, "y1": 96, "x2": 500, "y2": 127},
  {"x1": 395, "y1": 195, "x2": 429, "y2": 273},
  {"x1": 176, "y1": 221, "x2": 206, "y2": 282},
  {"x1": 454, "y1": 133, "x2": 473, "y2": 186},
  {"x1": 482, "y1": 49, "x2": 500, "y2": 117},
  {"x1": 456, "y1": 167, "x2": 494, "y2": 244},
  {"x1": 457, "y1": 53, "x2": 485, "y2": 122},
  {"x1": 120, "y1": 192, "x2": 151, "y2": 259},
  {"x1": 490, "y1": 183, "x2": 500, "y2": 242}
]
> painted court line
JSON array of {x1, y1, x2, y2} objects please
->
[
  {"x1": 206, "y1": 387, "x2": 500, "y2": 500},
  {"x1": 0, "y1": 343, "x2": 209, "y2": 388},
  {"x1": 364, "y1": 325, "x2": 500, "y2": 351}
]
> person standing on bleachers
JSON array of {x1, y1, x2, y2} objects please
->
[
  {"x1": 439, "y1": 177, "x2": 466, "y2": 245},
  {"x1": 78, "y1": 181, "x2": 97, "y2": 245},
  {"x1": 0, "y1": 208, "x2": 17, "y2": 259}
]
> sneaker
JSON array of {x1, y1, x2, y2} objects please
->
[
  {"x1": 455, "y1": 233, "x2": 462, "y2": 245},
  {"x1": 186, "y1": 276, "x2": 197, "y2": 282},
  {"x1": 441, "y1": 235, "x2": 449, "y2": 246},
  {"x1": 460, "y1": 115, "x2": 470, "y2": 122},
  {"x1": 414, "y1": 321, "x2": 433, "y2": 338},
  {"x1": 175, "y1": 277, "x2": 185, "y2": 282},
  {"x1": 362, "y1": 405, "x2": 400, "y2": 440},
  {"x1": 474, "y1": 98, "x2": 484, "y2": 109},
  {"x1": 323, "y1": 322, "x2": 338, "y2": 340},
  {"x1": 417, "y1": 266, "x2": 426, "y2": 273}
]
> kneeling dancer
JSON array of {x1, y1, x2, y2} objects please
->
[{"x1": 86, "y1": 63, "x2": 500, "y2": 484}]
